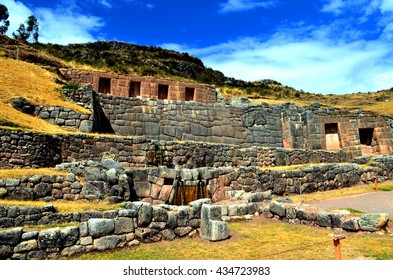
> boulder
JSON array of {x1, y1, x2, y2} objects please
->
[
  {"x1": 359, "y1": 213, "x2": 389, "y2": 232},
  {"x1": 269, "y1": 201, "x2": 286, "y2": 217}
]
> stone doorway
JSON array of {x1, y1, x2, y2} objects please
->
[
  {"x1": 158, "y1": 84, "x2": 169, "y2": 100},
  {"x1": 325, "y1": 123, "x2": 341, "y2": 150},
  {"x1": 129, "y1": 81, "x2": 141, "y2": 98},
  {"x1": 98, "y1": 77, "x2": 111, "y2": 94},
  {"x1": 185, "y1": 87, "x2": 195, "y2": 101}
]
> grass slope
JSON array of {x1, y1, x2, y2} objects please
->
[{"x1": 0, "y1": 57, "x2": 89, "y2": 133}]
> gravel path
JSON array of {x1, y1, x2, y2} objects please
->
[{"x1": 307, "y1": 191, "x2": 393, "y2": 216}]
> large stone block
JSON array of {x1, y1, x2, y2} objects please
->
[
  {"x1": 88, "y1": 219, "x2": 115, "y2": 238},
  {"x1": 94, "y1": 235, "x2": 124, "y2": 251},
  {"x1": 115, "y1": 217, "x2": 134, "y2": 234},
  {"x1": 359, "y1": 213, "x2": 389, "y2": 232},
  {"x1": 209, "y1": 220, "x2": 229, "y2": 241},
  {"x1": 0, "y1": 227, "x2": 22, "y2": 246},
  {"x1": 138, "y1": 203, "x2": 153, "y2": 227},
  {"x1": 269, "y1": 201, "x2": 286, "y2": 217}
]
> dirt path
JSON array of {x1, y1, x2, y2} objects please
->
[{"x1": 307, "y1": 191, "x2": 393, "y2": 216}]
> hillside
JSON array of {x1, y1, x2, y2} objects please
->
[
  {"x1": 0, "y1": 57, "x2": 89, "y2": 133},
  {"x1": 2, "y1": 34, "x2": 393, "y2": 134}
]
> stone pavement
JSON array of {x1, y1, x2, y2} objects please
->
[{"x1": 308, "y1": 191, "x2": 393, "y2": 216}]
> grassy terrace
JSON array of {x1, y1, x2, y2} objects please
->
[{"x1": 67, "y1": 219, "x2": 393, "y2": 260}]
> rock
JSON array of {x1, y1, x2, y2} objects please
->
[
  {"x1": 14, "y1": 240, "x2": 38, "y2": 253},
  {"x1": 342, "y1": 218, "x2": 360, "y2": 232},
  {"x1": 161, "y1": 229, "x2": 176, "y2": 240},
  {"x1": 188, "y1": 198, "x2": 211, "y2": 218},
  {"x1": 174, "y1": 226, "x2": 193, "y2": 237},
  {"x1": 115, "y1": 217, "x2": 134, "y2": 234},
  {"x1": 200, "y1": 204, "x2": 229, "y2": 241},
  {"x1": 60, "y1": 226, "x2": 79, "y2": 247},
  {"x1": 0, "y1": 227, "x2": 22, "y2": 246},
  {"x1": 274, "y1": 152, "x2": 290, "y2": 166},
  {"x1": 269, "y1": 201, "x2": 286, "y2": 217},
  {"x1": 0, "y1": 188, "x2": 7, "y2": 198},
  {"x1": 33, "y1": 183, "x2": 52, "y2": 198},
  {"x1": 38, "y1": 228, "x2": 61, "y2": 250},
  {"x1": 105, "y1": 168, "x2": 118, "y2": 185},
  {"x1": 0, "y1": 245, "x2": 13, "y2": 259},
  {"x1": 276, "y1": 197, "x2": 293, "y2": 203},
  {"x1": 88, "y1": 219, "x2": 115, "y2": 238},
  {"x1": 101, "y1": 159, "x2": 123, "y2": 172},
  {"x1": 10, "y1": 97, "x2": 36, "y2": 115},
  {"x1": 209, "y1": 221, "x2": 229, "y2": 241},
  {"x1": 94, "y1": 235, "x2": 124, "y2": 251},
  {"x1": 152, "y1": 206, "x2": 168, "y2": 222},
  {"x1": 247, "y1": 191, "x2": 271, "y2": 202},
  {"x1": 317, "y1": 212, "x2": 332, "y2": 227},
  {"x1": 229, "y1": 97, "x2": 255, "y2": 109},
  {"x1": 138, "y1": 203, "x2": 153, "y2": 227},
  {"x1": 359, "y1": 213, "x2": 389, "y2": 232},
  {"x1": 61, "y1": 245, "x2": 84, "y2": 257},
  {"x1": 79, "y1": 120, "x2": 93, "y2": 133}
]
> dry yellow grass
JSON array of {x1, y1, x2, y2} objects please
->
[
  {"x1": 0, "y1": 57, "x2": 90, "y2": 133},
  {"x1": 0, "y1": 168, "x2": 67, "y2": 179},
  {"x1": 0, "y1": 199, "x2": 122, "y2": 213}
]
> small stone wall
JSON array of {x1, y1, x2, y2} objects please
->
[
  {"x1": 221, "y1": 164, "x2": 383, "y2": 196},
  {"x1": 34, "y1": 105, "x2": 92, "y2": 131},
  {"x1": 261, "y1": 200, "x2": 390, "y2": 233},
  {"x1": 0, "y1": 199, "x2": 216, "y2": 260},
  {"x1": 1, "y1": 197, "x2": 389, "y2": 259}
]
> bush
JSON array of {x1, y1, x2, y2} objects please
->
[{"x1": 61, "y1": 82, "x2": 80, "y2": 91}]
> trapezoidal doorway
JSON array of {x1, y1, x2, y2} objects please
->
[
  {"x1": 325, "y1": 123, "x2": 341, "y2": 150},
  {"x1": 98, "y1": 77, "x2": 111, "y2": 94}
]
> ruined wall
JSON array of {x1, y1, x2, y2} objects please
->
[{"x1": 280, "y1": 102, "x2": 393, "y2": 157}]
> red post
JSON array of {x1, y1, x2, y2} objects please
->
[{"x1": 374, "y1": 178, "x2": 379, "y2": 191}]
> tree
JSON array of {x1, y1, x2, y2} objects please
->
[
  {"x1": 26, "y1": 15, "x2": 39, "y2": 42},
  {"x1": 13, "y1": 23, "x2": 30, "y2": 42},
  {"x1": 12, "y1": 15, "x2": 39, "y2": 43},
  {"x1": 0, "y1": 4, "x2": 10, "y2": 34}
]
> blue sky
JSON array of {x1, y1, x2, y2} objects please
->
[{"x1": 3, "y1": 0, "x2": 393, "y2": 94}]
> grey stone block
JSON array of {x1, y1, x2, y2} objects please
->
[{"x1": 88, "y1": 219, "x2": 115, "y2": 238}]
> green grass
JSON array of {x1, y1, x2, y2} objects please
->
[{"x1": 65, "y1": 219, "x2": 393, "y2": 260}]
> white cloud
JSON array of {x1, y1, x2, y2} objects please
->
[
  {"x1": 321, "y1": 0, "x2": 345, "y2": 15},
  {"x1": 380, "y1": 0, "x2": 393, "y2": 12},
  {"x1": 98, "y1": 0, "x2": 112, "y2": 8},
  {"x1": 3, "y1": 0, "x2": 105, "y2": 44},
  {"x1": 219, "y1": 0, "x2": 278, "y2": 13},
  {"x1": 163, "y1": 30, "x2": 393, "y2": 94}
]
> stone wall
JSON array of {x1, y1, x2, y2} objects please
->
[
  {"x1": 280, "y1": 102, "x2": 393, "y2": 157},
  {"x1": 0, "y1": 199, "x2": 215, "y2": 260},
  {"x1": 0, "y1": 130, "x2": 61, "y2": 169},
  {"x1": 1, "y1": 197, "x2": 390, "y2": 259},
  {"x1": 34, "y1": 105, "x2": 92, "y2": 131},
  {"x1": 62, "y1": 69, "x2": 217, "y2": 104},
  {"x1": 0, "y1": 128, "x2": 347, "y2": 169},
  {"x1": 97, "y1": 94, "x2": 284, "y2": 146},
  {"x1": 260, "y1": 200, "x2": 390, "y2": 233}
]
